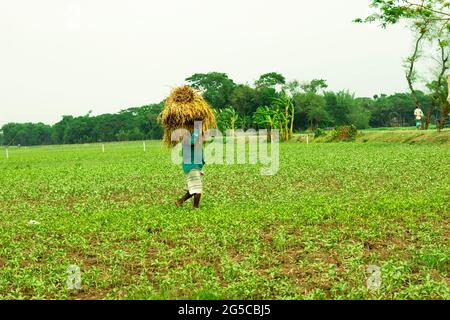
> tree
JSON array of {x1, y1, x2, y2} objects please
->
[
  {"x1": 253, "y1": 106, "x2": 279, "y2": 142},
  {"x1": 296, "y1": 92, "x2": 330, "y2": 130},
  {"x1": 254, "y1": 86, "x2": 280, "y2": 110},
  {"x1": 405, "y1": 21, "x2": 430, "y2": 119},
  {"x1": 324, "y1": 90, "x2": 355, "y2": 126},
  {"x1": 348, "y1": 104, "x2": 371, "y2": 129},
  {"x1": 297, "y1": 79, "x2": 331, "y2": 130},
  {"x1": 357, "y1": 0, "x2": 450, "y2": 130},
  {"x1": 217, "y1": 107, "x2": 240, "y2": 135},
  {"x1": 283, "y1": 80, "x2": 301, "y2": 96},
  {"x1": 273, "y1": 91, "x2": 295, "y2": 141},
  {"x1": 387, "y1": 93, "x2": 416, "y2": 126},
  {"x1": 300, "y1": 79, "x2": 328, "y2": 94},
  {"x1": 355, "y1": 0, "x2": 450, "y2": 27},
  {"x1": 230, "y1": 85, "x2": 259, "y2": 116},
  {"x1": 426, "y1": 28, "x2": 450, "y2": 130},
  {"x1": 1, "y1": 101, "x2": 164, "y2": 146},
  {"x1": 186, "y1": 72, "x2": 236, "y2": 109},
  {"x1": 255, "y1": 72, "x2": 286, "y2": 89},
  {"x1": 238, "y1": 115, "x2": 254, "y2": 131},
  {"x1": 1, "y1": 123, "x2": 52, "y2": 146}
]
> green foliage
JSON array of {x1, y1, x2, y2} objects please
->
[
  {"x1": 348, "y1": 104, "x2": 371, "y2": 129},
  {"x1": 0, "y1": 141, "x2": 448, "y2": 299},
  {"x1": 186, "y1": 72, "x2": 236, "y2": 110},
  {"x1": 369, "y1": 92, "x2": 432, "y2": 127},
  {"x1": 1, "y1": 104, "x2": 164, "y2": 146},
  {"x1": 1, "y1": 123, "x2": 53, "y2": 146},
  {"x1": 357, "y1": 0, "x2": 449, "y2": 131},
  {"x1": 324, "y1": 90, "x2": 356, "y2": 126},
  {"x1": 273, "y1": 91, "x2": 295, "y2": 140},
  {"x1": 255, "y1": 72, "x2": 286, "y2": 89},
  {"x1": 238, "y1": 115, "x2": 254, "y2": 131},
  {"x1": 2, "y1": 71, "x2": 446, "y2": 146},
  {"x1": 296, "y1": 92, "x2": 331, "y2": 129},
  {"x1": 230, "y1": 85, "x2": 259, "y2": 116},
  {"x1": 253, "y1": 106, "x2": 279, "y2": 130},
  {"x1": 314, "y1": 127, "x2": 327, "y2": 138},
  {"x1": 356, "y1": 0, "x2": 449, "y2": 30},
  {"x1": 300, "y1": 79, "x2": 328, "y2": 94},
  {"x1": 332, "y1": 125, "x2": 358, "y2": 141},
  {"x1": 216, "y1": 107, "x2": 240, "y2": 132}
]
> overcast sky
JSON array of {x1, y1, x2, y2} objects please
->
[{"x1": 0, "y1": 0, "x2": 416, "y2": 126}]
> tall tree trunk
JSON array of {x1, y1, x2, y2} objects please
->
[
  {"x1": 438, "y1": 103, "x2": 450, "y2": 132},
  {"x1": 426, "y1": 39, "x2": 449, "y2": 130},
  {"x1": 289, "y1": 106, "x2": 295, "y2": 139},
  {"x1": 433, "y1": 46, "x2": 450, "y2": 131},
  {"x1": 424, "y1": 107, "x2": 433, "y2": 130},
  {"x1": 285, "y1": 106, "x2": 289, "y2": 141},
  {"x1": 298, "y1": 112, "x2": 301, "y2": 134},
  {"x1": 278, "y1": 117, "x2": 283, "y2": 141},
  {"x1": 406, "y1": 27, "x2": 428, "y2": 128}
]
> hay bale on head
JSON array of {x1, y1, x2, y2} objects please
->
[{"x1": 159, "y1": 85, "x2": 217, "y2": 147}]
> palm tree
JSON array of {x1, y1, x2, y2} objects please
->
[
  {"x1": 239, "y1": 115, "x2": 253, "y2": 131},
  {"x1": 217, "y1": 107, "x2": 240, "y2": 135},
  {"x1": 253, "y1": 106, "x2": 279, "y2": 142},
  {"x1": 273, "y1": 91, "x2": 295, "y2": 141}
]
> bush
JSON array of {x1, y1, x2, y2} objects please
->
[
  {"x1": 314, "y1": 128, "x2": 327, "y2": 138},
  {"x1": 332, "y1": 125, "x2": 358, "y2": 141}
]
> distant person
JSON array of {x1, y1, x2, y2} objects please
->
[{"x1": 414, "y1": 106, "x2": 424, "y2": 129}]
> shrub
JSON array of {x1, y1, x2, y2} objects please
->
[
  {"x1": 314, "y1": 128, "x2": 327, "y2": 138},
  {"x1": 332, "y1": 125, "x2": 358, "y2": 141}
]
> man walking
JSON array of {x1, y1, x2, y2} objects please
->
[{"x1": 414, "y1": 106, "x2": 424, "y2": 130}]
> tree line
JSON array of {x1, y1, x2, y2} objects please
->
[{"x1": 0, "y1": 71, "x2": 446, "y2": 146}]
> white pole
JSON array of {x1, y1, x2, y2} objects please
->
[
  {"x1": 102, "y1": 144, "x2": 105, "y2": 153},
  {"x1": 306, "y1": 134, "x2": 309, "y2": 145},
  {"x1": 5, "y1": 148, "x2": 9, "y2": 159},
  {"x1": 143, "y1": 141, "x2": 146, "y2": 152}
]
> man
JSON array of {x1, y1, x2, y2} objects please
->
[
  {"x1": 414, "y1": 106, "x2": 424, "y2": 130},
  {"x1": 159, "y1": 85, "x2": 216, "y2": 210},
  {"x1": 175, "y1": 123, "x2": 204, "y2": 209}
]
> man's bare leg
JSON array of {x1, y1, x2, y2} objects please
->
[
  {"x1": 193, "y1": 193, "x2": 202, "y2": 209},
  {"x1": 176, "y1": 191, "x2": 193, "y2": 207}
]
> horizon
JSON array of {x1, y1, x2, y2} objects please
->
[{"x1": 0, "y1": 78, "x2": 426, "y2": 127}]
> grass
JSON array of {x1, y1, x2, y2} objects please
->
[
  {"x1": 357, "y1": 129, "x2": 450, "y2": 144},
  {"x1": 0, "y1": 140, "x2": 448, "y2": 300},
  {"x1": 309, "y1": 128, "x2": 450, "y2": 145},
  {"x1": 363, "y1": 126, "x2": 436, "y2": 131}
]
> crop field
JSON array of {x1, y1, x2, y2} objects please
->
[{"x1": 0, "y1": 141, "x2": 448, "y2": 300}]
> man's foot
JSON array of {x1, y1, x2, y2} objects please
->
[
  {"x1": 193, "y1": 193, "x2": 201, "y2": 209},
  {"x1": 176, "y1": 191, "x2": 194, "y2": 207}
]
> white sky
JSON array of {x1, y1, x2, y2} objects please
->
[{"x1": 0, "y1": 0, "x2": 418, "y2": 126}]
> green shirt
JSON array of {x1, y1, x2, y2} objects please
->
[{"x1": 182, "y1": 129, "x2": 204, "y2": 174}]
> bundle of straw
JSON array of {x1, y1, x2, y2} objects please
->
[{"x1": 159, "y1": 85, "x2": 217, "y2": 147}]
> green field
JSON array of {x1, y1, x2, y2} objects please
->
[
  {"x1": 308, "y1": 128, "x2": 450, "y2": 145},
  {"x1": 0, "y1": 141, "x2": 449, "y2": 300},
  {"x1": 357, "y1": 129, "x2": 450, "y2": 144}
]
